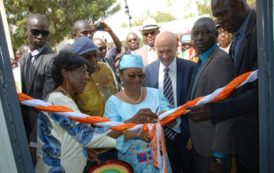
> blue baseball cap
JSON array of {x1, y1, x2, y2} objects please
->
[
  {"x1": 119, "y1": 54, "x2": 144, "y2": 71},
  {"x1": 181, "y1": 34, "x2": 192, "y2": 43},
  {"x1": 72, "y1": 36, "x2": 97, "y2": 55}
]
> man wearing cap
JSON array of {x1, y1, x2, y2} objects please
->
[
  {"x1": 72, "y1": 37, "x2": 118, "y2": 171},
  {"x1": 136, "y1": 18, "x2": 160, "y2": 66},
  {"x1": 178, "y1": 34, "x2": 198, "y2": 62},
  {"x1": 72, "y1": 36, "x2": 118, "y2": 117}
]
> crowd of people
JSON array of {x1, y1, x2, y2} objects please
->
[{"x1": 11, "y1": 0, "x2": 258, "y2": 172}]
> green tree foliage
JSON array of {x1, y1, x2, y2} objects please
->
[
  {"x1": 196, "y1": 0, "x2": 212, "y2": 17},
  {"x1": 4, "y1": 0, "x2": 120, "y2": 49},
  {"x1": 130, "y1": 11, "x2": 176, "y2": 27},
  {"x1": 154, "y1": 12, "x2": 176, "y2": 23}
]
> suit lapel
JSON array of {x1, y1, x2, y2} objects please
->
[
  {"x1": 153, "y1": 61, "x2": 160, "y2": 88},
  {"x1": 143, "y1": 46, "x2": 149, "y2": 65},
  {"x1": 22, "y1": 53, "x2": 30, "y2": 81},
  {"x1": 176, "y1": 58, "x2": 182, "y2": 104},
  {"x1": 235, "y1": 11, "x2": 256, "y2": 73},
  {"x1": 190, "y1": 48, "x2": 218, "y2": 99}
]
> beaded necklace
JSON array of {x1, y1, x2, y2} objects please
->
[{"x1": 122, "y1": 88, "x2": 143, "y2": 104}]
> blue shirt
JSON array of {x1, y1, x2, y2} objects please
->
[
  {"x1": 231, "y1": 11, "x2": 252, "y2": 64},
  {"x1": 199, "y1": 44, "x2": 218, "y2": 65}
]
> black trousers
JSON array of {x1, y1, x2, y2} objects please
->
[
  {"x1": 165, "y1": 132, "x2": 195, "y2": 173},
  {"x1": 192, "y1": 148, "x2": 231, "y2": 173}
]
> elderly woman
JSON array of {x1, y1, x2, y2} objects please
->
[
  {"x1": 36, "y1": 51, "x2": 116, "y2": 173},
  {"x1": 104, "y1": 54, "x2": 179, "y2": 173}
]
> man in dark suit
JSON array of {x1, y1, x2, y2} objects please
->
[
  {"x1": 188, "y1": 1, "x2": 259, "y2": 172},
  {"x1": 188, "y1": 17, "x2": 235, "y2": 173},
  {"x1": 20, "y1": 13, "x2": 56, "y2": 163},
  {"x1": 145, "y1": 31, "x2": 196, "y2": 173}
]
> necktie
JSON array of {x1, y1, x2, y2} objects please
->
[
  {"x1": 163, "y1": 67, "x2": 174, "y2": 106},
  {"x1": 163, "y1": 67, "x2": 177, "y2": 140},
  {"x1": 27, "y1": 54, "x2": 36, "y2": 84}
]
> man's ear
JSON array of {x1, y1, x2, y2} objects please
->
[{"x1": 61, "y1": 69, "x2": 68, "y2": 79}]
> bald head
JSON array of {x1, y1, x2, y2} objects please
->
[
  {"x1": 155, "y1": 31, "x2": 177, "y2": 48},
  {"x1": 126, "y1": 32, "x2": 140, "y2": 51},
  {"x1": 193, "y1": 17, "x2": 217, "y2": 34},
  {"x1": 73, "y1": 20, "x2": 91, "y2": 39},
  {"x1": 93, "y1": 38, "x2": 107, "y2": 58},
  {"x1": 155, "y1": 31, "x2": 177, "y2": 66},
  {"x1": 27, "y1": 14, "x2": 49, "y2": 28},
  {"x1": 26, "y1": 14, "x2": 49, "y2": 50}
]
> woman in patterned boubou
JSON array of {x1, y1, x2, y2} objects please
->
[{"x1": 35, "y1": 51, "x2": 116, "y2": 173}]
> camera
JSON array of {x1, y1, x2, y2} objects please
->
[{"x1": 95, "y1": 22, "x2": 104, "y2": 31}]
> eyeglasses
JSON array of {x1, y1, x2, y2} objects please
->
[
  {"x1": 127, "y1": 38, "x2": 138, "y2": 42},
  {"x1": 127, "y1": 73, "x2": 145, "y2": 79},
  {"x1": 217, "y1": 30, "x2": 229, "y2": 35},
  {"x1": 30, "y1": 29, "x2": 49, "y2": 37},
  {"x1": 143, "y1": 31, "x2": 157, "y2": 37},
  {"x1": 97, "y1": 46, "x2": 107, "y2": 51}
]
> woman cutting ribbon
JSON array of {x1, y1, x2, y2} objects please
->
[{"x1": 104, "y1": 54, "x2": 180, "y2": 173}]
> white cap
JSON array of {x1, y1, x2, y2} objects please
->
[{"x1": 141, "y1": 18, "x2": 160, "y2": 31}]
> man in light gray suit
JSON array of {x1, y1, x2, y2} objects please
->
[
  {"x1": 188, "y1": 17, "x2": 235, "y2": 173},
  {"x1": 20, "y1": 14, "x2": 56, "y2": 163},
  {"x1": 135, "y1": 18, "x2": 160, "y2": 66}
]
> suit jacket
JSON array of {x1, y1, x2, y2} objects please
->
[
  {"x1": 136, "y1": 46, "x2": 156, "y2": 66},
  {"x1": 209, "y1": 10, "x2": 259, "y2": 168},
  {"x1": 189, "y1": 46, "x2": 235, "y2": 157},
  {"x1": 20, "y1": 44, "x2": 56, "y2": 141},
  {"x1": 144, "y1": 58, "x2": 196, "y2": 135}
]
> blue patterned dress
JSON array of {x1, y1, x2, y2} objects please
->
[
  {"x1": 35, "y1": 91, "x2": 116, "y2": 173},
  {"x1": 104, "y1": 87, "x2": 178, "y2": 173}
]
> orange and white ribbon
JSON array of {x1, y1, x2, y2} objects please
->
[{"x1": 18, "y1": 70, "x2": 257, "y2": 173}]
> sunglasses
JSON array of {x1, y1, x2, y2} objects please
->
[
  {"x1": 127, "y1": 73, "x2": 145, "y2": 79},
  {"x1": 127, "y1": 38, "x2": 138, "y2": 42},
  {"x1": 97, "y1": 46, "x2": 107, "y2": 51},
  {"x1": 143, "y1": 31, "x2": 157, "y2": 37},
  {"x1": 30, "y1": 29, "x2": 49, "y2": 37}
]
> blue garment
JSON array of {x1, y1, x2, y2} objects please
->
[
  {"x1": 104, "y1": 87, "x2": 173, "y2": 173},
  {"x1": 36, "y1": 91, "x2": 116, "y2": 173},
  {"x1": 199, "y1": 44, "x2": 218, "y2": 65},
  {"x1": 231, "y1": 11, "x2": 252, "y2": 64}
]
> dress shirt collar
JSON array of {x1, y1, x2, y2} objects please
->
[
  {"x1": 146, "y1": 45, "x2": 155, "y2": 52},
  {"x1": 160, "y1": 57, "x2": 176, "y2": 72},
  {"x1": 30, "y1": 47, "x2": 44, "y2": 57},
  {"x1": 199, "y1": 44, "x2": 217, "y2": 65}
]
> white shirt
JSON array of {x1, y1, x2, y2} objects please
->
[
  {"x1": 158, "y1": 58, "x2": 177, "y2": 107},
  {"x1": 146, "y1": 45, "x2": 158, "y2": 65}
]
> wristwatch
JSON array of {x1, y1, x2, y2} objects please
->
[{"x1": 213, "y1": 157, "x2": 225, "y2": 165}]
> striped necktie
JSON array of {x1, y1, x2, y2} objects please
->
[
  {"x1": 163, "y1": 67, "x2": 174, "y2": 106},
  {"x1": 163, "y1": 67, "x2": 177, "y2": 140}
]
